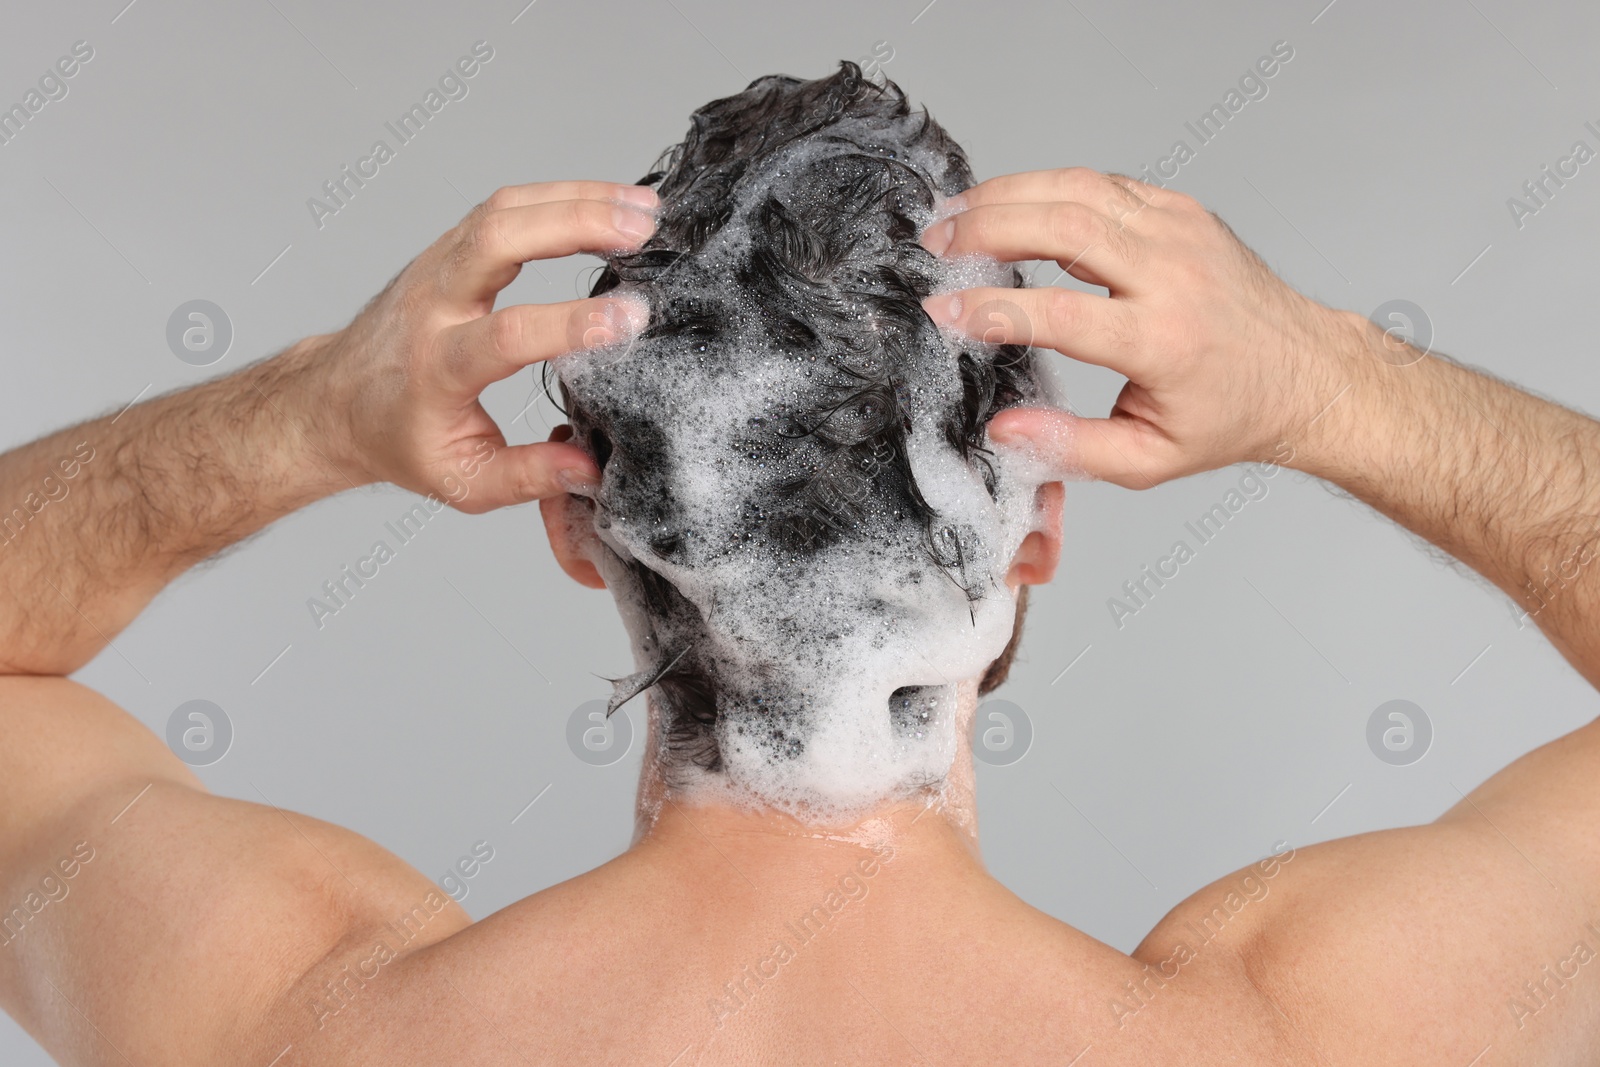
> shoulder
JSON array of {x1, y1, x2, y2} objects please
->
[
  {"x1": 1142, "y1": 804, "x2": 1600, "y2": 1067},
  {"x1": 0, "y1": 676, "x2": 468, "y2": 1064}
]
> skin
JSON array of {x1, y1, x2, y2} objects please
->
[{"x1": 1, "y1": 168, "x2": 1598, "y2": 1065}]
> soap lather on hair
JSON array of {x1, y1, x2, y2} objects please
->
[{"x1": 552, "y1": 60, "x2": 1061, "y2": 817}]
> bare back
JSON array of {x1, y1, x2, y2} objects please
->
[{"x1": 6, "y1": 678, "x2": 1598, "y2": 1066}]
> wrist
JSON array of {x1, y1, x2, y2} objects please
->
[
  {"x1": 1280, "y1": 307, "x2": 1403, "y2": 486},
  {"x1": 249, "y1": 333, "x2": 374, "y2": 498}
]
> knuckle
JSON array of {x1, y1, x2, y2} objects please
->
[
  {"x1": 473, "y1": 212, "x2": 510, "y2": 258},
  {"x1": 392, "y1": 277, "x2": 432, "y2": 323},
  {"x1": 484, "y1": 186, "x2": 520, "y2": 212},
  {"x1": 1205, "y1": 210, "x2": 1241, "y2": 247},
  {"x1": 1040, "y1": 288, "x2": 1082, "y2": 339},
  {"x1": 511, "y1": 470, "x2": 546, "y2": 503},
  {"x1": 1104, "y1": 172, "x2": 1145, "y2": 203},
  {"x1": 447, "y1": 216, "x2": 492, "y2": 271},
  {"x1": 489, "y1": 304, "x2": 531, "y2": 360},
  {"x1": 456, "y1": 197, "x2": 489, "y2": 230},
  {"x1": 963, "y1": 205, "x2": 999, "y2": 245},
  {"x1": 1166, "y1": 189, "x2": 1204, "y2": 215},
  {"x1": 1104, "y1": 221, "x2": 1141, "y2": 267},
  {"x1": 1048, "y1": 202, "x2": 1096, "y2": 248},
  {"x1": 564, "y1": 197, "x2": 600, "y2": 233},
  {"x1": 1055, "y1": 166, "x2": 1098, "y2": 194}
]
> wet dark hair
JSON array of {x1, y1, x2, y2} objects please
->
[{"x1": 559, "y1": 61, "x2": 1038, "y2": 773}]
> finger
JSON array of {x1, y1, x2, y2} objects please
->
[
  {"x1": 447, "y1": 439, "x2": 599, "y2": 514},
  {"x1": 921, "y1": 202, "x2": 1142, "y2": 291},
  {"x1": 1101, "y1": 172, "x2": 1169, "y2": 204},
  {"x1": 1096, "y1": 174, "x2": 1169, "y2": 235},
  {"x1": 433, "y1": 295, "x2": 650, "y2": 395},
  {"x1": 440, "y1": 199, "x2": 659, "y2": 308},
  {"x1": 922, "y1": 286, "x2": 1148, "y2": 376},
  {"x1": 949, "y1": 167, "x2": 1151, "y2": 217},
  {"x1": 465, "y1": 180, "x2": 658, "y2": 212},
  {"x1": 542, "y1": 423, "x2": 597, "y2": 497},
  {"x1": 988, "y1": 406, "x2": 1171, "y2": 490}
]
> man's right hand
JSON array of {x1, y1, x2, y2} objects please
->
[
  {"x1": 314, "y1": 179, "x2": 657, "y2": 512},
  {"x1": 919, "y1": 166, "x2": 1368, "y2": 488},
  {"x1": 924, "y1": 165, "x2": 1600, "y2": 683}
]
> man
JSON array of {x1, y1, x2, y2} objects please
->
[{"x1": 3, "y1": 72, "x2": 1599, "y2": 1067}]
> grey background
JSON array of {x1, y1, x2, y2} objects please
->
[{"x1": 4, "y1": 0, "x2": 1598, "y2": 1059}]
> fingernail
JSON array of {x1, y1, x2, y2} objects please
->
[
  {"x1": 615, "y1": 184, "x2": 659, "y2": 208},
  {"x1": 987, "y1": 420, "x2": 1032, "y2": 447},
  {"x1": 920, "y1": 218, "x2": 956, "y2": 256},
  {"x1": 572, "y1": 292, "x2": 649, "y2": 351},
  {"x1": 613, "y1": 205, "x2": 656, "y2": 242},
  {"x1": 923, "y1": 292, "x2": 963, "y2": 325},
  {"x1": 605, "y1": 294, "x2": 651, "y2": 336},
  {"x1": 557, "y1": 467, "x2": 600, "y2": 496}
]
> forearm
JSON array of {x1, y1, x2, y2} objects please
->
[
  {"x1": 1299, "y1": 313, "x2": 1600, "y2": 685},
  {"x1": 0, "y1": 182, "x2": 655, "y2": 676},
  {"x1": 0, "y1": 337, "x2": 361, "y2": 675}
]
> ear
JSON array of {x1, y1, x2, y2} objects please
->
[
  {"x1": 1005, "y1": 481, "x2": 1063, "y2": 587},
  {"x1": 539, "y1": 490, "x2": 607, "y2": 589}
]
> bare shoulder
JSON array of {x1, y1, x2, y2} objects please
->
[
  {"x1": 1140, "y1": 719, "x2": 1600, "y2": 1067},
  {"x1": 0, "y1": 677, "x2": 467, "y2": 1066}
]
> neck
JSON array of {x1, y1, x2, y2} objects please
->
[
  {"x1": 627, "y1": 683, "x2": 986, "y2": 884},
  {"x1": 626, "y1": 783, "x2": 990, "y2": 908}
]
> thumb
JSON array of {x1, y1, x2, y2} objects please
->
[
  {"x1": 447, "y1": 440, "x2": 598, "y2": 513},
  {"x1": 988, "y1": 406, "x2": 1167, "y2": 490}
]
